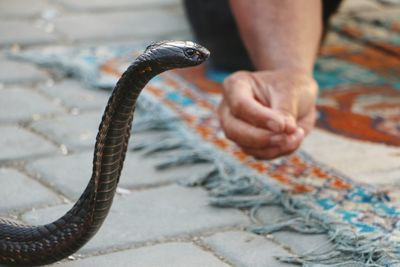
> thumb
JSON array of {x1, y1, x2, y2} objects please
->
[
  {"x1": 223, "y1": 72, "x2": 287, "y2": 131},
  {"x1": 269, "y1": 92, "x2": 298, "y2": 134}
]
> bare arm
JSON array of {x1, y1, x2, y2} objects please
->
[
  {"x1": 219, "y1": 0, "x2": 322, "y2": 159},
  {"x1": 229, "y1": 0, "x2": 322, "y2": 73}
]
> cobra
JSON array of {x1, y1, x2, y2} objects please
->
[{"x1": 0, "y1": 41, "x2": 210, "y2": 266}]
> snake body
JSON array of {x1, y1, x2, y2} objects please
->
[{"x1": 0, "y1": 41, "x2": 209, "y2": 266}]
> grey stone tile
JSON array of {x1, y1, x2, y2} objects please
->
[
  {"x1": 22, "y1": 185, "x2": 250, "y2": 253},
  {"x1": 0, "y1": 125, "x2": 59, "y2": 161},
  {"x1": 0, "y1": 59, "x2": 50, "y2": 84},
  {"x1": 0, "y1": 20, "x2": 57, "y2": 46},
  {"x1": 57, "y1": 242, "x2": 228, "y2": 267},
  {"x1": 0, "y1": 88, "x2": 64, "y2": 122},
  {"x1": 257, "y1": 206, "x2": 334, "y2": 256},
  {"x1": 39, "y1": 79, "x2": 109, "y2": 110},
  {"x1": 272, "y1": 232, "x2": 333, "y2": 256},
  {"x1": 0, "y1": 168, "x2": 60, "y2": 215},
  {"x1": 26, "y1": 151, "x2": 213, "y2": 199},
  {"x1": 204, "y1": 231, "x2": 296, "y2": 267},
  {"x1": 54, "y1": 9, "x2": 190, "y2": 43},
  {"x1": 30, "y1": 111, "x2": 100, "y2": 151},
  {"x1": 0, "y1": 0, "x2": 56, "y2": 18},
  {"x1": 55, "y1": 0, "x2": 181, "y2": 11},
  {"x1": 29, "y1": 111, "x2": 175, "y2": 151}
]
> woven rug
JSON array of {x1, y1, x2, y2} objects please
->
[{"x1": 10, "y1": 10, "x2": 400, "y2": 267}]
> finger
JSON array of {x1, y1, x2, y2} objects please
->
[
  {"x1": 218, "y1": 100, "x2": 286, "y2": 148},
  {"x1": 267, "y1": 86, "x2": 298, "y2": 135},
  {"x1": 241, "y1": 128, "x2": 304, "y2": 159},
  {"x1": 242, "y1": 146, "x2": 286, "y2": 160},
  {"x1": 223, "y1": 72, "x2": 285, "y2": 132},
  {"x1": 283, "y1": 116, "x2": 297, "y2": 134},
  {"x1": 298, "y1": 107, "x2": 317, "y2": 134},
  {"x1": 282, "y1": 127, "x2": 305, "y2": 152}
]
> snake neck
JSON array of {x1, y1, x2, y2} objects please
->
[
  {"x1": 0, "y1": 57, "x2": 162, "y2": 266},
  {"x1": 78, "y1": 59, "x2": 159, "y2": 227},
  {"x1": 58, "y1": 58, "x2": 162, "y2": 252}
]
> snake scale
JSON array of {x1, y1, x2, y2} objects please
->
[{"x1": 0, "y1": 41, "x2": 209, "y2": 266}]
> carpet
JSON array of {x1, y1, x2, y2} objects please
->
[{"x1": 10, "y1": 9, "x2": 400, "y2": 267}]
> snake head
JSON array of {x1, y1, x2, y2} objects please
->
[{"x1": 144, "y1": 40, "x2": 210, "y2": 69}]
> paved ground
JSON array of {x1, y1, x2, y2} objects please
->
[{"x1": 0, "y1": 0, "x2": 399, "y2": 266}]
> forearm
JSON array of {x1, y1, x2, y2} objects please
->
[{"x1": 229, "y1": 0, "x2": 322, "y2": 74}]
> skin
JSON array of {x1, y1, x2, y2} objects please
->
[{"x1": 218, "y1": 0, "x2": 322, "y2": 159}]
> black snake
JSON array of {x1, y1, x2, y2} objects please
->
[{"x1": 0, "y1": 41, "x2": 209, "y2": 266}]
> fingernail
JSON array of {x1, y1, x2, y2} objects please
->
[
  {"x1": 285, "y1": 128, "x2": 304, "y2": 150},
  {"x1": 266, "y1": 120, "x2": 282, "y2": 132},
  {"x1": 296, "y1": 127, "x2": 305, "y2": 138},
  {"x1": 284, "y1": 116, "x2": 297, "y2": 134}
]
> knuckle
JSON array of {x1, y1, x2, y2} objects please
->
[
  {"x1": 223, "y1": 71, "x2": 250, "y2": 90},
  {"x1": 230, "y1": 70, "x2": 250, "y2": 80}
]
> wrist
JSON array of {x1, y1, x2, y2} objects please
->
[
  {"x1": 256, "y1": 61, "x2": 314, "y2": 76},
  {"x1": 252, "y1": 69, "x2": 319, "y2": 96},
  {"x1": 256, "y1": 67, "x2": 315, "y2": 81}
]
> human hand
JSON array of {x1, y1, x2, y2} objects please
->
[{"x1": 218, "y1": 69, "x2": 318, "y2": 159}]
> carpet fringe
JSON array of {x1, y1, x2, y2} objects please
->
[{"x1": 133, "y1": 94, "x2": 400, "y2": 267}]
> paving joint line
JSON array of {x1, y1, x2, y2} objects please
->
[
  {"x1": 20, "y1": 121, "x2": 65, "y2": 152},
  {"x1": 67, "y1": 224, "x2": 246, "y2": 261},
  {"x1": 193, "y1": 237, "x2": 236, "y2": 267},
  {"x1": 17, "y1": 163, "x2": 72, "y2": 203}
]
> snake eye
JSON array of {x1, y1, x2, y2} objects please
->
[{"x1": 185, "y1": 48, "x2": 195, "y2": 57}]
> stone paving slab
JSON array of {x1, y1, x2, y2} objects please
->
[
  {"x1": 29, "y1": 110, "x2": 173, "y2": 151},
  {"x1": 26, "y1": 151, "x2": 213, "y2": 199},
  {"x1": 0, "y1": 0, "x2": 396, "y2": 266},
  {"x1": 0, "y1": 59, "x2": 50, "y2": 84},
  {"x1": 0, "y1": 87, "x2": 65, "y2": 122},
  {"x1": 272, "y1": 232, "x2": 333, "y2": 256},
  {"x1": 256, "y1": 205, "x2": 334, "y2": 255},
  {"x1": 0, "y1": 0, "x2": 56, "y2": 18},
  {"x1": 0, "y1": 168, "x2": 61, "y2": 215},
  {"x1": 55, "y1": 0, "x2": 181, "y2": 11},
  {"x1": 30, "y1": 111, "x2": 100, "y2": 151},
  {"x1": 22, "y1": 185, "x2": 250, "y2": 253},
  {"x1": 38, "y1": 79, "x2": 109, "y2": 110},
  {"x1": 57, "y1": 242, "x2": 229, "y2": 267},
  {"x1": 204, "y1": 231, "x2": 295, "y2": 267},
  {"x1": 0, "y1": 20, "x2": 57, "y2": 46},
  {"x1": 0, "y1": 125, "x2": 59, "y2": 162},
  {"x1": 302, "y1": 129, "x2": 400, "y2": 185},
  {"x1": 54, "y1": 9, "x2": 190, "y2": 43}
]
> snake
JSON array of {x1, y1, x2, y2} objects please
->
[{"x1": 0, "y1": 40, "x2": 209, "y2": 266}]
